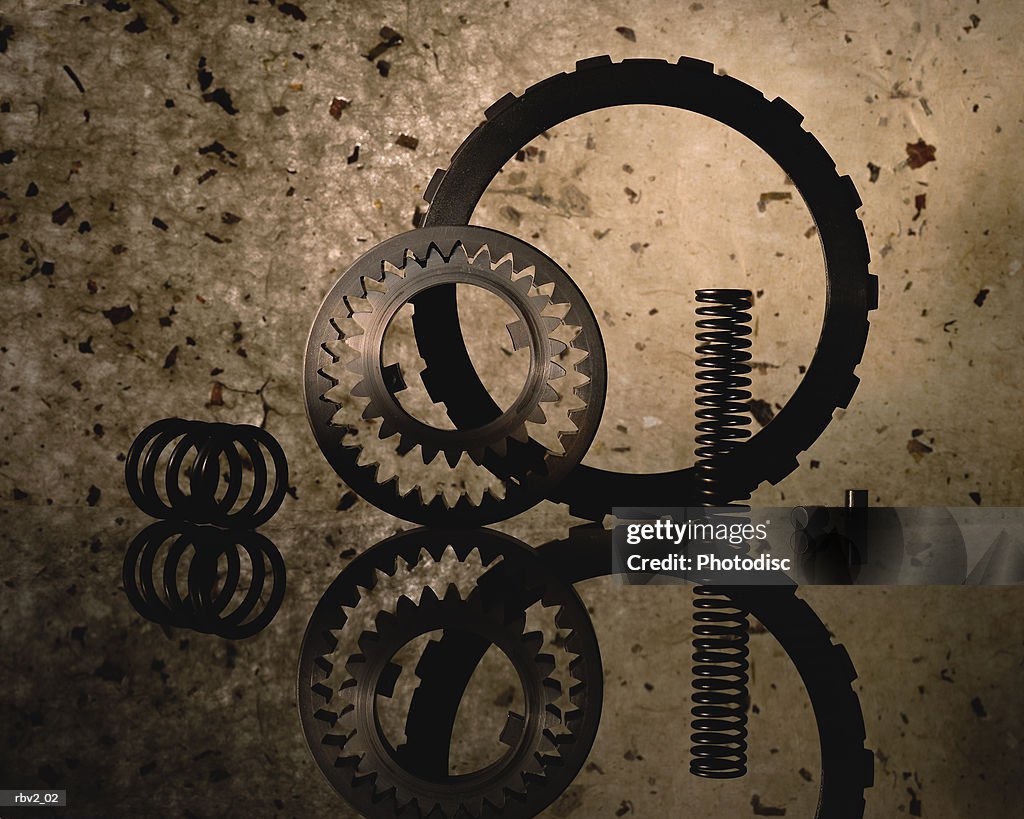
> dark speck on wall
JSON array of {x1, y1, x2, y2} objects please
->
[
  {"x1": 747, "y1": 399, "x2": 775, "y2": 427},
  {"x1": 124, "y1": 14, "x2": 147, "y2": 33},
  {"x1": 906, "y1": 139, "x2": 936, "y2": 169},
  {"x1": 365, "y1": 26, "x2": 403, "y2": 62},
  {"x1": 277, "y1": 2, "x2": 307, "y2": 21},
  {"x1": 102, "y1": 304, "x2": 134, "y2": 324}
]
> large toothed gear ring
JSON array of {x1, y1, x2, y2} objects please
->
[
  {"x1": 416, "y1": 55, "x2": 879, "y2": 521},
  {"x1": 297, "y1": 528, "x2": 603, "y2": 819},
  {"x1": 304, "y1": 226, "x2": 606, "y2": 527}
]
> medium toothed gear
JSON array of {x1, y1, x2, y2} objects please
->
[
  {"x1": 297, "y1": 528, "x2": 603, "y2": 819},
  {"x1": 304, "y1": 226, "x2": 606, "y2": 527},
  {"x1": 341, "y1": 240, "x2": 565, "y2": 471}
]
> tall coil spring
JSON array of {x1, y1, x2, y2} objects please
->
[{"x1": 690, "y1": 288, "x2": 753, "y2": 779}]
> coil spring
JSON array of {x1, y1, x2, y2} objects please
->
[
  {"x1": 122, "y1": 521, "x2": 286, "y2": 639},
  {"x1": 694, "y1": 289, "x2": 753, "y2": 506},
  {"x1": 125, "y1": 418, "x2": 288, "y2": 528},
  {"x1": 124, "y1": 419, "x2": 289, "y2": 638},
  {"x1": 690, "y1": 289, "x2": 752, "y2": 779}
]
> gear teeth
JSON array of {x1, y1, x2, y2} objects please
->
[
  {"x1": 499, "y1": 711, "x2": 526, "y2": 747},
  {"x1": 503, "y1": 608, "x2": 527, "y2": 635},
  {"x1": 313, "y1": 707, "x2": 339, "y2": 727},
  {"x1": 320, "y1": 730, "x2": 351, "y2": 748},
  {"x1": 344, "y1": 653, "x2": 367, "y2": 676},
  {"x1": 491, "y1": 252, "x2": 515, "y2": 278},
  {"x1": 485, "y1": 91, "x2": 518, "y2": 120},
  {"x1": 577, "y1": 54, "x2": 613, "y2": 71},
  {"x1": 442, "y1": 447, "x2": 462, "y2": 468},
  {"x1": 322, "y1": 626, "x2": 343, "y2": 650},
  {"x1": 561, "y1": 628, "x2": 586, "y2": 656},
  {"x1": 418, "y1": 585, "x2": 441, "y2": 608},
  {"x1": 535, "y1": 653, "x2": 557, "y2": 679},
  {"x1": 351, "y1": 310, "x2": 376, "y2": 331},
  {"x1": 521, "y1": 630, "x2": 544, "y2": 656},
  {"x1": 342, "y1": 294, "x2": 370, "y2": 316},
  {"x1": 361, "y1": 399, "x2": 385, "y2": 421},
  {"x1": 357, "y1": 630, "x2": 381, "y2": 654},
  {"x1": 395, "y1": 594, "x2": 418, "y2": 617},
  {"x1": 521, "y1": 753, "x2": 545, "y2": 778},
  {"x1": 483, "y1": 789, "x2": 509, "y2": 813},
  {"x1": 511, "y1": 274, "x2": 534, "y2": 294},
  {"x1": 392, "y1": 784, "x2": 418, "y2": 812},
  {"x1": 472, "y1": 244, "x2": 493, "y2": 268},
  {"x1": 424, "y1": 241, "x2": 450, "y2": 266},
  {"x1": 528, "y1": 293, "x2": 551, "y2": 312},
  {"x1": 541, "y1": 676, "x2": 562, "y2": 703},
  {"x1": 396, "y1": 434, "x2": 416, "y2": 456},
  {"x1": 540, "y1": 315, "x2": 562, "y2": 335},
  {"x1": 374, "y1": 609, "x2": 399, "y2": 634},
  {"x1": 506, "y1": 319, "x2": 531, "y2": 351},
  {"x1": 449, "y1": 240, "x2": 470, "y2": 264},
  {"x1": 563, "y1": 704, "x2": 585, "y2": 729},
  {"x1": 508, "y1": 424, "x2": 530, "y2": 444},
  {"x1": 343, "y1": 333, "x2": 367, "y2": 353},
  {"x1": 546, "y1": 361, "x2": 567, "y2": 380},
  {"x1": 311, "y1": 682, "x2": 333, "y2": 702},
  {"x1": 536, "y1": 729, "x2": 558, "y2": 754},
  {"x1": 378, "y1": 417, "x2": 399, "y2": 440},
  {"x1": 538, "y1": 383, "x2": 560, "y2": 403},
  {"x1": 419, "y1": 443, "x2": 440, "y2": 465},
  {"x1": 314, "y1": 655, "x2": 334, "y2": 675},
  {"x1": 423, "y1": 168, "x2": 446, "y2": 203}
]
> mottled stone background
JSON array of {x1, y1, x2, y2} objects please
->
[{"x1": 1, "y1": 0, "x2": 1022, "y2": 817}]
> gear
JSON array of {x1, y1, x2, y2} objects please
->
[
  {"x1": 304, "y1": 226, "x2": 606, "y2": 527},
  {"x1": 415, "y1": 55, "x2": 878, "y2": 520},
  {"x1": 297, "y1": 528, "x2": 603, "y2": 819}
]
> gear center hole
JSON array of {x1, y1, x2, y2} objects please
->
[
  {"x1": 382, "y1": 283, "x2": 531, "y2": 430},
  {"x1": 376, "y1": 629, "x2": 526, "y2": 777}
]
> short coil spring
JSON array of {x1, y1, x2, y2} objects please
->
[
  {"x1": 122, "y1": 521, "x2": 286, "y2": 640},
  {"x1": 124, "y1": 419, "x2": 289, "y2": 638},
  {"x1": 125, "y1": 418, "x2": 288, "y2": 528},
  {"x1": 690, "y1": 289, "x2": 753, "y2": 779}
]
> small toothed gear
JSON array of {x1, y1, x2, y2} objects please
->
[
  {"x1": 304, "y1": 226, "x2": 606, "y2": 527},
  {"x1": 297, "y1": 528, "x2": 603, "y2": 819}
]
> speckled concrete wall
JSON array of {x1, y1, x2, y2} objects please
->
[{"x1": 1, "y1": 0, "x2": 1022, "y2": 817}]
